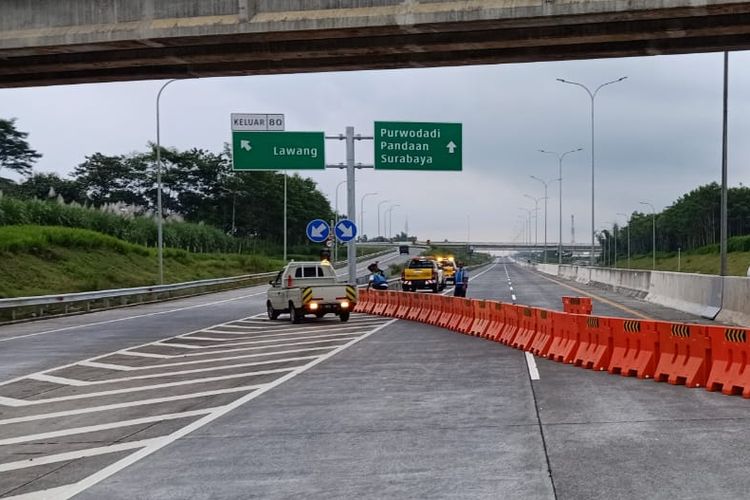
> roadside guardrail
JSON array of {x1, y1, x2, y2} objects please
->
[{"x1": 0, "y1": 247, "x2": 398, "y2": 325}]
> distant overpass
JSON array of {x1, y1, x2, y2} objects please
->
[{"x1": 2, "y1": 1, "x2": 750, "y2": 87}]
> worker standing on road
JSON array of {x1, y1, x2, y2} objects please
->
[{"x1": 453, "y1": 262, "x2": 469, "y2": 297}]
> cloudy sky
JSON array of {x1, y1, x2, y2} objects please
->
[{"x1": 1, "y1": 50, "x2": 748, "y2": 243}]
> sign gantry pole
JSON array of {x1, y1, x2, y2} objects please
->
[{"x1": 346, "y1": 126, "x2": 357, "y2": 284}]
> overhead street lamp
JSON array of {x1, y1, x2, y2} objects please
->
[
  {"x1": 530, "y1": 175, "x2": 556, "y2": 264},
  {"x1": 524, "y1": 194, "x2": 544, "y2": 248},
  {"x1": 617, "y1": 212, "x2": 631, "y2": 269},
  {"x1": 155, "y1": 79, "x2": 179, "y2": 285},
  {"x1": 386, "y1": 204, "x2": 400, "y2": 239},
  {"x1": 603, "y1": 221, "x2": 618, "y2": 268},
  {"x1": 640, "y1": 201, "x2": 657, "y2": 270},
  {"x1": 377, "y1": 200, "x2": 391, "y2": 239},
  {"x1": 359, "y1": 192, "x2": 377, "y2": 239},
  {"x1": 539, "y1": 148, "x2": 583, "y2": 265},
  {"x1": 557, "y1": 76, "x2": 627, "y2": 267},
  {"x1": 518, "y1": 207, "x2": 532, "y2": 249}
]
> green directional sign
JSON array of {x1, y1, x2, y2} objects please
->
[
  {"x1": 374, "y1": 121, "x2": 462, "y2": 171},
  {"x1": 232, "y1": 131, "x2": 325, "y2": 170}
]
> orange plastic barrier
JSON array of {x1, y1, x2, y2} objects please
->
[
  {"x1": 482, "y1": 301, "x2": 506, "y2": 341},
  {"x1": 417, "y1": 295, "x2": 435, "y2": 324},
  {"x1": 406, "y1": 293, "x2": 422, "y2": 321},
  {"x1": 607, "y1": 318, "x2": 659, "y2": 379},
  {"x1": 371, "y1": 290, "x2": 388, "y2": 315},
  {"x1": 382, "y1": 291, "x2": 400, "y2": 317},
  {"x1": 354, "y1": 289, "x2": 368, "y2": 313},
  {"x1": 706, "y1": 325, "x2": 750, "y2": 397},
  {"x1": 469, "y1": 300, "x2": 492, "y2": 337},
  {"x1": 394, "y1": 292, "x2": 411, "y2": 319},
  {"x1": 445, "y1": 297, "x2": 464, "y2": 331},
  {"x1": 573, "y1": 315, "x2": 613, "y2": 370},
  {"x1": 425, "y1": 295, "x2": 444, "y2": 326},
  {"x1": 456, "y1": 298, "x2": 476, "y2": 334},
  {"x1": 512, "y1": 306, "x2": 538, "y2": 351},
  {"x1": 546, "y1": 313, "x2": 580, "y2": 363},
  {"x1": 653, "y1": 322, "x2": 710, "y2": 388},
  {"x1": 437, "y1": 295, "x2": 454, "y2": 328},
  {"x1": 529, "y1": 309, "x2": 556, "y2": 357},
  {"x1": 562, "y1": 296, "x2": 593, "y2": 315},
  {"x1": 498, "y1": 304, "x2": 520, "y2": 345}
]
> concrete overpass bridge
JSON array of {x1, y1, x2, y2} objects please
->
[{"x1": 2, "y1": 1, "x2": 750, "y2": 87}]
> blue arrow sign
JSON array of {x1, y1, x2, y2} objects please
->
[
  {"x1": 335, "y1": 219, "x2": 358, "y2": 242},
  {"x1": 306, "y1": 219, "x2": 330, "y2": 243}
]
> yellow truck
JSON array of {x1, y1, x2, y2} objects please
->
[
  {"x1": 437, "y1": 257, "x2": 457, "y2": 284},
  {"x1": 401, "y1": 257, "x2": 445, "y2": 293}
]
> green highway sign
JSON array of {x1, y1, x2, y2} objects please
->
[
  {"x1": 374, "y1": 121, "x2": 462, "y2": 171},
  {"x1": 232, "y1": 131, "x2": 325, "y2": 170}
]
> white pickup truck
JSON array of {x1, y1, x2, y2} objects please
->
[{"x1": 266, "y1": 261, "x2": 358, "y2": 323}]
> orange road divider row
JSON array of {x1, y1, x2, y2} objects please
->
[{"x1": 356, "y1": 289, "x2": 750, "y2": 399}]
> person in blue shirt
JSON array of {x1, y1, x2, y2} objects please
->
[{"x1": 453, "y1": 262, "x2": 469, "y2": 297}]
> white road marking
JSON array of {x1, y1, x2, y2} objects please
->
[
  {"x1": 116, "y1": 350, "x2": 173, "y2": 359},
  {"x1": 525, "y1": 352, "x2": 541, "y2": 381},
  {"x1": 0, "y1": 438, "x2": 161, "y2": 473},
  {"x1": 158, "y1": 331, "x2": 368, "y2": 350},
  {"x1": 0, "y1": 408, "x2": 218, "y2": 446},
  {"x1": 27, "y1": 373, "x2": 89, "y2": 387},
  {"x1": 0, "y1": 372, "x2": 275, "y2": 407},
  {"x1": 53, "y1": 318, "x2": 399, "y2": 500},
  {"x1": 44, "y1": 356, "x2": 317, "y2": 386},
  {"x1": 0, "y1": 386, "x2": 260, "y2": 426},
  {"x1": 79, "y1": 346, "x2": 338, "y2": 372},
  {"x1": 77, "y1": 360, "x2": 134, "y2": 371},
  {"x1": 0, "y1": 292, "x2": 266, "y2": 344}
]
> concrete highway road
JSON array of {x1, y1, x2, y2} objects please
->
[{"x1": 0, "y1": 255, "x2": 748, "y2": 499}]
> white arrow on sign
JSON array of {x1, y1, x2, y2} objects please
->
[
  {"x1": 240, "y1": 140, "x2": 252, "y2": 151},
  {"x1": 311, "y1": 223, "x2": 327, "y2": 238},
  {"x1": 446, "y1": 141, "x2": 457, "y2": 154},
  {"x1": 338, "y1": 224, "x2": 354, "y2": 238}
]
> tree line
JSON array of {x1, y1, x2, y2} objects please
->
[
  {"x1": 0, "y1": 118, "x2": 335, "y2": 246},
  {"x1": 599, "y1": 182, "x2": 750, "y2": 261}
]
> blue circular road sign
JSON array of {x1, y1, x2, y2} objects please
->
[
  {"x1": 335, "y1": 219, "x2": 358, "y2": 242},
  {"x1": 306, "y1": 219, "x2": 330, "y2": 243}
]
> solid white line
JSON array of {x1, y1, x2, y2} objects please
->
[
  {"x1": 55, "y1": 356, "x2": 317, "y2": 386},
  {"x1": 0, "y1": 292, "x2": 266, "y2": 344},
  {"x1": 57, "y1": 318, "x2": 399, "y2": 500},
  {"x1": 80, "y1": 346, "x2": 337, "y2": 372},
  {"x1": 525, "y1": 352, "x2": 541, "y2": 381},
  {"x1": 6, "y1": 484, "x2": 72, "y2": 500},
  {"x1": 0, "y1": 386, "x2": 260, "y2": 426},
  {"x1": 0, "y1": 408, "x2": 218, "y2": 446},
  {"x1": 0, "y1": 438, "x2": 161, "y2": 473},
  {"x1": 116, "y1": 350, "x2": 173, "y2": 359},
  {"x1": 27, "y1": 373, "x2": 88, "y2": 387},
  {"x1": 158, "y1": 331, "x2": 369, "y2": 350},
  {"x1": 77, "y1": 360, "x2": 133, "y2": 371}
]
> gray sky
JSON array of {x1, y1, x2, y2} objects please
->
[{"x1": 1, "y1": 50, "x2": 748, "y2": 243}]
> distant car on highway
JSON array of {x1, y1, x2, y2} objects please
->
[{"x1": 437, "y1": 257, "x2": 456, "y2": 284}]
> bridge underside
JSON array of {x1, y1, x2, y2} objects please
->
[{"x1": 1, "y1": 1, "x2": 750, "y2": 88}]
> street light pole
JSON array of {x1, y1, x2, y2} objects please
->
[
  {"x1": 524, "y1": 194, "x2": 544, "y2": 251},
  {"x1": 334, "y1": 180, "x2": 346, "y2": 263},
  {"x1": 377, "y1": 200, "x2": 390, "y2": 239},
  {"x1": 530, "y1": 175, "x2": 555, "y2": 263},
  {"x1": 617, "y1": 212, "x2": 630, "y2": 269},
  {"x1": 518, "y1": 207, "x2": 532, "y2": 250},
  {"x1": 359, "y1": 192, "x2": 377, "y2": 239},
  {"x1": 640, "y1": 201, "x2": 656, "y2": 270},
  {"x1": 386, "y1": 204, "x2": 400, "y2": 239},
  {"x1": 155, "y1": 79, "x2": 178, "y2": 285},
  {"x1": 539, "y1": 148, "x2": 582, "y2": 265},
  {"x1": 558, "y1": 76, "x2": 627, "y2": 267}
]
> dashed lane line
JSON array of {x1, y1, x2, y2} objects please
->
[{"x1": 525, "y1": 352, "x2": 541, "y2": 381}]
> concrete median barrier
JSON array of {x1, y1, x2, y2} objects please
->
[
  {"x1": 646, "y1": 271, "x2": 722, "y2": 319},
  {"x1": 716, "y1": 277, "x2": 750, "y2": 326}
]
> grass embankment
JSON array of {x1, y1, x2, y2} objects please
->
[
  {"x1": 617, "y1": 252, "x2": 750, "y2": 276},
  {"x1": 0, "y1": 226, "x2": 284, "y2": 298}
]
